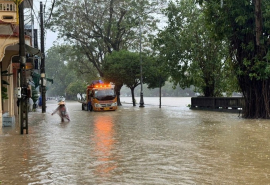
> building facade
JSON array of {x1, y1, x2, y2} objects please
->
[{"x1": 0, "y1": 0, "x2": 36, "y2": 127}]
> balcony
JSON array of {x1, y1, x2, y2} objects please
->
[{"x1": 0, "y1": 1, "x2": 17, "y2": 23}]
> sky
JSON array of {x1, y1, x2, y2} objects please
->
[
  {"x1": 32, "y1": 0, "x2": 59, "y2": 50},
  {"x1": 45, "y1": 30, "x2": 58, "y2": 50}
]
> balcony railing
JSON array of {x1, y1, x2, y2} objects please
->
[
  {"x1": 0, "y1": 2, "x2": 17, "y2": 23},
  {"x1": 0, "y1": 2, "x2": 16, "y2": 12}
]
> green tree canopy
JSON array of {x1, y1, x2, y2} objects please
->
[
  {"x1": 62, "y1": 45, "x2": 99, "y2": 83},
  {"x1": 103, "y1": 50, "x2": 159, "y2": 106},
  {"x1": 45, "y1": 45, "x2": 86, "y2": 99},
  {"x1": 202, "y1": 0, "x2": 270, "y2": 118},
  {"x1": 103, "y1": 50, "x2": 141, "y2": 106},
  {"x1": 47, "y1": 0, "x2": 165, "y2": 101},
  {"x1": 66, "y1": 81, "x2": 88, "y2": 100},
  {"x1": 155, "y1": 0, "x2": 238, "y2": 97}
]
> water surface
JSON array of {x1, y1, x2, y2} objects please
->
[{"x1": 0, "y1": 97, "x2": 269, "y2": 184}]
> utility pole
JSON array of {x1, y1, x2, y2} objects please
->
[
  {"x1": 139, "y1": 17, "x2": 144, "y2": 108},
  {"x1": 40, "y1": 2, "x2": 46, "y2": 113},
  {"x1": 19, "y1": 1, "x2": 28, "y2": 134}
]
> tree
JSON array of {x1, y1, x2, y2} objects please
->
[
  {"x1": 202, "y1": 0, "x2": 270, "y2": 118},
  {"x1": 47, "y1": 0, "x2": 165, "y2": 103},
  {"x1": 103, "y1": 50, "x2": 157, "y2": 106},
  {"x1": 62, "y1": 45, "x2": 99, "y2": 83},
  {"x1": 143, "y1": 55, "x2": 169, "y2": 107},
  {"x1": 66, "y1": 81, "x2": 88, "y2": 100},
  {"x1": 155, "y1": 0, "x2": 238, "y2": 97},
  {"x1": 103, "y1": 50, "x2": 141, "y2": 106},
  {"x1": 45, "y1": 45, "x2": 83, "y2": 99}
]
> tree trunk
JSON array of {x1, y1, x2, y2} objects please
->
[
  {"x1": 131, "y1": 87, "x2": 136, "y2": 106},
  {"x1": 239, "y1": 76, "x2": 270, "y2": 118},
  {"x1": 115, "y1": 83, "x2": 122, "y2": 106},
  {"x1": 238, "y1": 0, "x2": 267, "y2": 118},
  {"x1": 203, "y1": 83, "x2": 215, "y2": 97},
  {"x1": 254, "y1": 0, "x2": 262, "y2": 46}
]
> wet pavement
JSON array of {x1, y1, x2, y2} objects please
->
[{"x1": 0, "y1": 97, "x2": 270, "y2": 185}]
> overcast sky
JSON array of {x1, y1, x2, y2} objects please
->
[
  {"x1": 45, "y1": 30, "x2": 58, "y2": 50},
  {"x1": 32, "y1": 0, "x2": 59, "y2": 50}
]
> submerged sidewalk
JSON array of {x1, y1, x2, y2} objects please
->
[
  {"x1": 1, "y1": 107, "x2": 47, "y2": 135},
  {"x1": 28, "y1": 108, "x2": 47, "y2": 124}
]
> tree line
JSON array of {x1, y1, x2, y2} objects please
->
[{"x1": 45, "y1": 0, "x2": 270, "y2": 119}]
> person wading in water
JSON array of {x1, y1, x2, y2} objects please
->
[{"x1": 51, "y1": 101, "x2": 70, "y2": 122}]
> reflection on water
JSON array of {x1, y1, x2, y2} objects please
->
[
  {"x1": 0, "y1": 97, "x2": 270, "y2": 184},
  {"x1": 92, "y1": 115, "x2": 117, "y2": 179}
]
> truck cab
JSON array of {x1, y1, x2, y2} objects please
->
[{"x1": 82, "y1": 81, "x2": 117, "y2": 111}]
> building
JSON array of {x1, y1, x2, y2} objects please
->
[{"x1": 0, "y1": 0, "x2": 39, "y2": 127}]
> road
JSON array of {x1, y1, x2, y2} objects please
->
[{"x1": 0, "y1": 97, "x2": 270, "y2": 184}]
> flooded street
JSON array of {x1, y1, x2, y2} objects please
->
[{"x1": 1, "y1": 97, "x2": 270, "y2": 184}]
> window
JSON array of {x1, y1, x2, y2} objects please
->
[
  {"x1": 0, "y1": 3, "x2": 16, "y2": 11},
  {"x1": 3, "y1": 16, "x2": 13, "y2": 19}
]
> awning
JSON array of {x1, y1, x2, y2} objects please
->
[
  {"x1": 7, "y1": 43, "x2": 42, "y2": 57},
  {"x1": 32, "y1": 72, "x2": 53, "y2": 88},
  {"x1": 25, "y1": 44, "x2": 42, "y2": 57}
]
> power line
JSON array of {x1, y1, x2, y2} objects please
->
[
  {"x1": 25, "y1": 0, "x2": 41, "y2": 27},
  {"x1": 44, "y1": 0, "x2": 55, "y2": 27},
  {"x1": 24, "y1": 0, "x2": 56, "y2": 50}
]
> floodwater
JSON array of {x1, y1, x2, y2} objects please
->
[{"x1": 0, "y1": 97, "x2": 270, "y2": 185}]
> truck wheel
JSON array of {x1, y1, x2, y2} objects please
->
[
  {"x1": 82, "y1": 104, "x2": 84, "y2": 110},
  {"x1": 84, "y1": 104, "x2": 88, "y2": 111}
]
